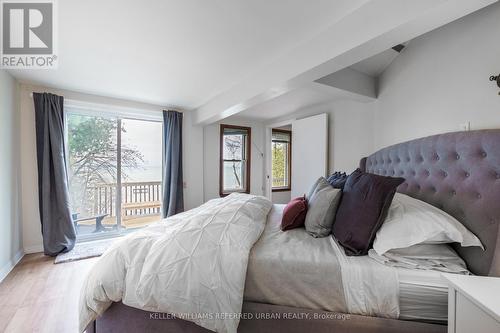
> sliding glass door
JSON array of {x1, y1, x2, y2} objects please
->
[
  {"x1": 120, "y1": 119, "x2": 163, "y2": 231},
  {"x1": 66, "y1": 110, "x2": 162, "y2": 240}
]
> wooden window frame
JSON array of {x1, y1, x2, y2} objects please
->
[
  {"x1": 271, "y1": 129, "x2": 292, "y2": 192},
  {"x1": 219, "y1": 124, "x2": 252, "y2": 197}
]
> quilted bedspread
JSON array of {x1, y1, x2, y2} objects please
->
[{"x1": 79, "y1": 193, "x2": 272, "y2": 333}]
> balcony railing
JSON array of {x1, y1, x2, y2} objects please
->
[{"x1": 92, "y1": 181, "x2": 162, "y2": 219}]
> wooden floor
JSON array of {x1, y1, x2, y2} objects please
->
[{"x1": 0, "y1": 253, "x2": 98, "y2": 333}]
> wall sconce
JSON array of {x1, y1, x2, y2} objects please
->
[{"x1": 490, "y1": 74, "x2": 500, "y2": 95}]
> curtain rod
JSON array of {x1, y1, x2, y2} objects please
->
[
  {"x1": 29, "y1": 92, "x2": 164, "y2": 122},
  {"x1": 28, "y1": 92, "x2": 176, "y2": 112},
  {"x1": 29, "y1": 92, "x2": 78, "y2": 105}
]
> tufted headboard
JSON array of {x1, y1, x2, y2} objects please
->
[{"x1": 359, "y1": 130, "x2": 500, "y2": 276}]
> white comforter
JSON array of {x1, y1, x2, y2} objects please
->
[{"x1": 79, "y1": 193, "x2": 272, "y2": 333}]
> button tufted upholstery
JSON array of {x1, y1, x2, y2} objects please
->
[{"x1": 360, "y1": 130, "x2": 500, "y2": 276}]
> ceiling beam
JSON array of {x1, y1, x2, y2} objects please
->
[
  {"x1": 193, "y1": 0, "x2": 496, "y2": 125},
  {"x1": 314, "y1": 68, "x2": 376, "y2": 101}
]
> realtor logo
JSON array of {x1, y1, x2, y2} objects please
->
[{"x1": 1, "y1": 0, "x2": 57, "y2": 68}]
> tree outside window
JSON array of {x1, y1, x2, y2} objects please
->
[
  {"x1": 220, "y1": 125, "x2": 251, "y2": 196},
  {"x1": 272, "y1": 129, "x2": 291, "y2": 191}
]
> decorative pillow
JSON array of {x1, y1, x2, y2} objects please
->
[
  {"x1": 373, "y1": 193, "x2": 484, "y2": 255},
  {"x1": 332, "y1": 169, "x2": 404, "y2": 255},
  {"x1": 306, "y1": 177, "x2": 322, "y2": 200},
  {"x1": 281, "y1": 196, "x2": 308, "y2": 231},
  {"x1": 327, "y1": 171, "x2": 348, "y2": 189},
  {"x1": 305, "y1": 177, "x2": 342, "y2": 238}
]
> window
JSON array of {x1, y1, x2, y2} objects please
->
[
  {"x1": 272, "y1": 129, "x2": 291, "y2": 191},
  {"x1": 66, "y1": 109, "x2": 162, "y2": 240},
  {"x1": 220, "y1": 124, "x2": 251, "y2": 196}
]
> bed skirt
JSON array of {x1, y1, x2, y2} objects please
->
[{"x1": 84, "y1": 301, "x2": 446, "y2": 333}]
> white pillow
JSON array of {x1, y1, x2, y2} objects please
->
[{"x1": 373, "y1": 193, "x2": 484, "y2": 255}]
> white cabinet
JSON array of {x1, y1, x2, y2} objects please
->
[{"x1": 443, "y1": 274, "x2": 500, "y2": 333}]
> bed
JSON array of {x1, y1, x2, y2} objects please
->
[{"x1": 82, "y1": 129, "x2": 500, "y2": 333}]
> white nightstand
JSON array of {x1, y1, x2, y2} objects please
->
[{"x1": 443, "y1": 274, "x2": 500, "y2": 333}]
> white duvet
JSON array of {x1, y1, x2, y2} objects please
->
[{"x1": 79, "y1": 193, "x2": 272, "y2": 333}]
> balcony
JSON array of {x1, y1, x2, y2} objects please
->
[{"x1": 74, "y1": 181, "x2": 162, "y2": 236}]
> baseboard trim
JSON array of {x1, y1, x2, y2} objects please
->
[
  {"x1": 24, "y1": 244, "x2": 44, "y2": 254},
  {"x1": 0, "y1": 249, "x2": 24, "y2": 283}
]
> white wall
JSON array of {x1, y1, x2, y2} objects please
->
[
  {"x1": 268, "y1": 100, "x2": 375, "y2": 176},
  {"x1": 374, "y1": 3, "x2": 500, "y2": 149},
  {"x1": 271, "y1": 191, "x2": 291, "y2": 204},
  {"x1": 327, "y1": 101, "x2": 375, "y2": 172},
  {"x1": 182, "y1": 112, "x2": 205, "y2": 210},
  {"x1": 203, "y1": 117, "x2": 265, "y2": 201},
  {"x1": 18, "y1": 83, "x2": 204, "y2": 253},
  {"x1": 0, "y1": 70, "x2": 23, "y2": 281}
]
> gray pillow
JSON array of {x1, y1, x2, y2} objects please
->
[
  {"x1": 306, "y1": 177, "x2": 322, "y2": 200},
  {"x1": 305, "y1": 177, "x2": 342, "y2": 238}
]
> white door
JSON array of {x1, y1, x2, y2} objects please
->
[{"x1": 291, "y1": 113, "x2": 328, "y2": 198}]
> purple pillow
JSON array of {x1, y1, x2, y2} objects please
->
[
  {"x1": 332, "y1": 169, "x2": 404, "y2": 255},
  {"x1": 281, "y1": 196, "x2": 308, "y2": 231}
]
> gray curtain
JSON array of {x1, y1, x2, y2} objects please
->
[
  {"x1": 162, "y1": 110, "x2": 184, "y2": 217},
  {"x1": 33, "y1": 92, "x2": 76, "y2": 255}
]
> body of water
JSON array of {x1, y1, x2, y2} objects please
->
[{"x1": 122, "y1": 165, "x2": 162, "y2": 182}]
